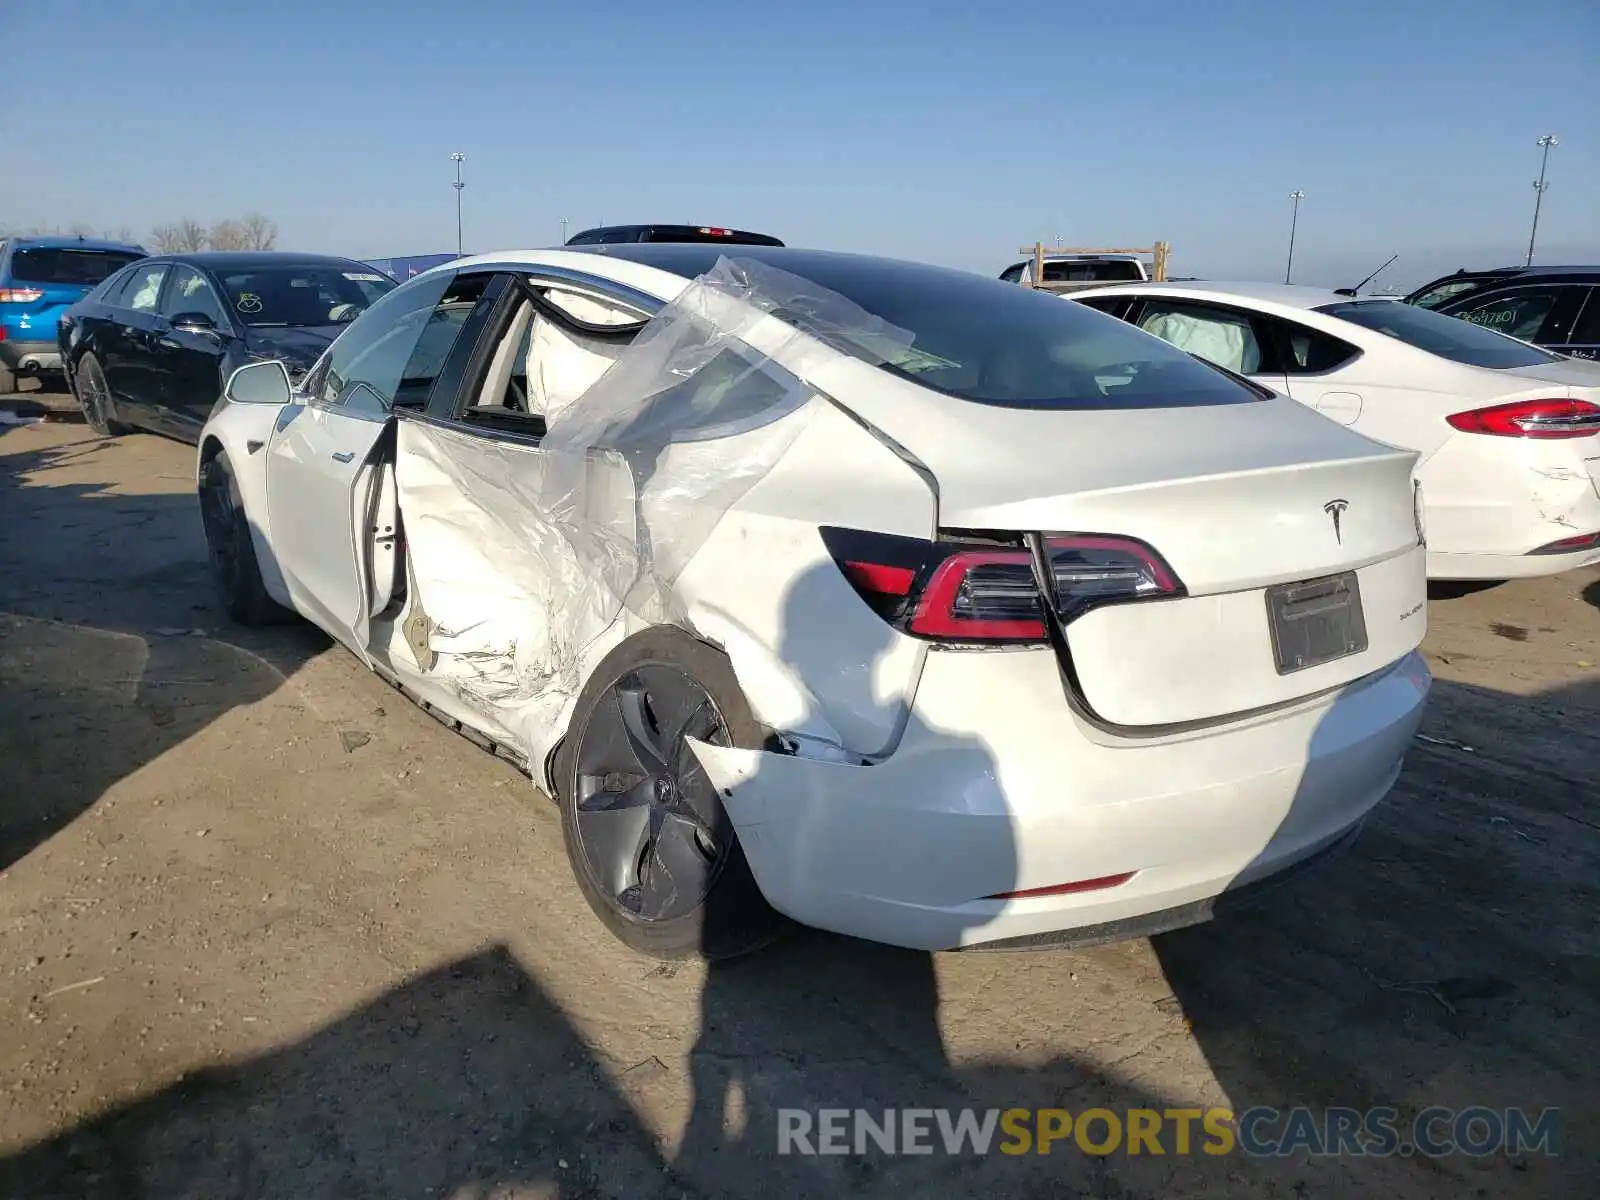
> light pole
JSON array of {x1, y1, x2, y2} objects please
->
[
  {"x1": 1525, "y1": 135, "x2": 1557, "y2": 267},
  {"x1": 561, "y1": 216, "x2": 569, "y2": 244},
  {"x1": 1285, "y1": 190, "x2": 1305, "y2": 284},
  {"x1": 450, "y1": 152, "x2": 466, "y2": 256}
]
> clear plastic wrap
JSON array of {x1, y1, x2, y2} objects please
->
[{"x1": 393, "y1": 256, "x2": 913, "y2": 757}]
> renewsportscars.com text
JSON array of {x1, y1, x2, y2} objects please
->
[{"x1": 777, "y1": 1106, "x2": 1561, "y2": 1158}]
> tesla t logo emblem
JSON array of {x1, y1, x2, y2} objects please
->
[{"x1": 1323, "y1": 499, "x2": 1350, "y2": 544}]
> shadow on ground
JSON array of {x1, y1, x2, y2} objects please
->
[{"x1": 0, "y1": 435, "x2": 327, "y2": 868}]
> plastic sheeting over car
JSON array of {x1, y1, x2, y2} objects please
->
[{"x1": 393, "y1": 257, "x2": 913, "y2": 758}]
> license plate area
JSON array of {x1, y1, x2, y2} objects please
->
[{"x1": 1266, "y1": 571, "x2": 1367, "y2": 675}]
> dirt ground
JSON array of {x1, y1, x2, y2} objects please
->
[{"x1": 1, "y1": 415, "x2": 1596, "y2": 1200}]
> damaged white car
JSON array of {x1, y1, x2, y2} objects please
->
[
  {"x1": 198, "y1": 246, "x2": 1432, "y2": 958},
  {"x1": 1072, "y1": 282, "x2": 1600, "y2": 580}
]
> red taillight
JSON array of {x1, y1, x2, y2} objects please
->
[
  {"x1": 986, "y1": 871, "x2": 1136, "y2": 900},
  {"x1": 910, "y1": 549, "x2": 1048, "y2": 641},
  {"x1": 699, "y1": 227, "x2": 731, "y2": 237},
  {"x1": 821, "y1": 527, "x2": 1184, "y2": 645},
  {"x1": 0, "y1": 287, "x2": 44, "y2": 303},
  {"x1": 1446, "y1": 398, "x2": 1600, "y2": 439},
  {"x1": 1530, "y1": 531, "x2": 1600, "y2": 555}
]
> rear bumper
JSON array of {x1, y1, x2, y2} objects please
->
[
  {"x1": 692, "y1": 647, "x2": 1431, "y2": 951},
  {"x1": 0, "y1": 338, "x2": 61, "y2": 372},
  {"x1": 1427, "y1": 543, "x2": 1600, "y2": 580}
]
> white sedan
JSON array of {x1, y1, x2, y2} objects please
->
[
  {"x1": 1071, "y1": 281, "x2": 1600, "y2": 580},
  {"x1": 198, "y1": 246, "x2": 1431, "y2": 958}
]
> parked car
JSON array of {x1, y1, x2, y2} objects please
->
[
  {"x1": 58, "y1": 252, "x2": 396, "y2": 442},
  {"x1": 999, "y1": 254, "x2": 1149, "y2": 291},
  {"x1": 199, "y1": 245, "x2": 1430, "y2": 959},
  {"x1": 1072, "y1": 282, "x2": 1600, "y2": 580},
  {"x1": 564, "y1": 224, "x2": 784, "y2": 246},
  {"x1": 0, "y1": 235, "x2": 145, "y2": 393},
  {"x1": 1405, "y1": 265, "x2": 1600, "y2": 359}
]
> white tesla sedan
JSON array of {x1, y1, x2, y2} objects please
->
[
  {"x1": 198, "y1": 246, "x2": 1431, "y2": 958},
  {"x1": 1071, "y1": 281, "x2": 1600, "y2": 581}
]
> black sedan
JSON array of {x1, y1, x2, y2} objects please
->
[{"x1": 58, "y1": 252, "x2": 396, "y2": 441}]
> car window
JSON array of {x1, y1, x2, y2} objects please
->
[
  {"x1": 216, "y1": 264, "x2": 396, "y2": 328},
  {"x1": 90, "y1": 263, "x2": 140, "y2": 305},
  {"x1": 7, "y1": 247, "x2": 143, "y2": 286},
  {"x1": 1042, "y1": 260, "x2": 1142, "y2": 283},
  {"x1": 999, "y1": 264, "x2": 1025, "y2": 284},
  {"x1": 1565, "y1": 289, "x2": 1600, "y2": 354},
  {"x1": 1409, "y1": 278, "x2": 1492, "y2": 309},
  {"x1": 1269, "y1": 317, "x2": 1360, "y2": 374},
  {"x1": 318, "y1": 271, "x2": 483, "y2": 412},
  {"x1": 1448, "y1": 288, "x2": 1562, "y2": 341},
  {"x1": 1072, "y1": 296, "x2": 1131, "y2": 318},
  {"x1": 121, "y1": 263, "x2": 171, "y2": 313},
  {"x1": 1135, "y1": 300, "x2": 1264, "y2": 375},
  {"x1": 1316, "y1": 300, "x2": 1560, "y2": 369},
  {"x1": 160, "y1": 266, "x2": 228, "y2": 326}
]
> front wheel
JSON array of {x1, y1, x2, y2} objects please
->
[
  {"x1": 198, "y1": 451, "x2": 291, "y2": 626},
  {"x1": 73, "y1": 354, "x2": 133, "y2": 435},
  {"x1": 555, "y1": 627, "x2": 787, "y2": 960}
]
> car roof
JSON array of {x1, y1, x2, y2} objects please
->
[
  {"x1": 567, "y1": 224, "x2": 784, "y2": 246},
  {"x1": 5, "y1": 234, "x2": 146, "y2": 253},
  {"x1": 151, "y1": 251, "x2": 374, "y2": 271},
  {"x1": 1071, "y1": 280, "x2": 1349, "y2": 310}
]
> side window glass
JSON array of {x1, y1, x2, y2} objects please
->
[
  {"x1": 160, "y1": 266, "x2": 228, "y2": 326},
  {"x1": 1136, "y1": 300, "x2": 1263, "y2": 374},
  {"x1": 1273, "y1": 318, "x2": 1359, "y2": 374},
  {"x1": 999, "y1": 264, "x2": 1025, "y2": 284},
  {"x1": 318, "y1": 271, "x2": 471, "y2": 410},
  {"x1": 1073, "y1": 296, "x2": 1129, "y2": 318},
  {"x1": 123, "y1": 263, "x2": 170, "y2": 313},
  {"x1": 1566, "y1": 289, "x2": 1600, "y2": 355},
  {"x1": 1451, "y1": 289, "x2": 1560, "y2": 341},
  {"x1": 1412, "y1": 279, "x2": 1483, "y2": 309}
]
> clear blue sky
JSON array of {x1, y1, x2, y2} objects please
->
[{"x1": 6, "y1": 0, "x2": 1596, "y2": 287}]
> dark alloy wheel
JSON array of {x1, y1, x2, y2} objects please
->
[
  {"x1": 198, "y1": 452, "x2": 290, "y2": 626},
  {"x1": 558, "y1": 629, "x2": 786, "y2": 959},
  {"x1": 572, "y1": 665, "x2": 734, "y2": 922},
  {"x1": 73, "y1": 354, "x2": 132, "y2": 435}
]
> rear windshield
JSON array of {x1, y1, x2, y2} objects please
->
[
  {"x1": 215, "y1": 265, "x2": 397, "y2": 328},
  {"x1": 9, "y1": 248, "x2": 143, "y2": 286},
  {"x1": 767, "y1": 254, "x2": 1263, "y2": 409},
  {"x1": 1041, "y1": 259, "x2": 1143, "y2": 283},
  {"x1": 1316, "y1": 299, "x2": 1560, "y2": 369}
]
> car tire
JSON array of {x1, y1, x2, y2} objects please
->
[
  {"x1": 198, "y1": 450, "x2": 291, "y2": 626},
  {"x1": 73, "y1": 354, "x2": 133, "y2": 435},
  {"x1": 555, "y1": 626, "x2": 788, "y2": 960}
]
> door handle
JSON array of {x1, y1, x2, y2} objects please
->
[{"x1": 331, "y1": 451, "x2": 355, "y2": 463}]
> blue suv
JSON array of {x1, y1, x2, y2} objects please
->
[{"x1": 0, "y1": 235, "x2": 146, "y2": 393}]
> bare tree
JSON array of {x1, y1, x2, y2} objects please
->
[
  {"x1": 109, "y1": 226, "x2": 138, "y2": 244},
  {"x1": 206, "y1": 218, "x2": 247, "y2": 250},
  {"x1": 150, "y1": 218, "x2": 208, "y2": 253},
  {"x1": 237, "y1": 212, "x2": 278, "y2": 250},
  {"x1": 66, "y1": 222, "x2": 98, "y2": 237}
]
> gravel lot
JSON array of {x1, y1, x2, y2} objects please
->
[{"x1": 1, "y1": 416, "x2": 1596, "y2": 1199}]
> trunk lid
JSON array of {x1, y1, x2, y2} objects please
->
[{"x1": 826, "y1": 375, "x2": 1427, "y2": 727}]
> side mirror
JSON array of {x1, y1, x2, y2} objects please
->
[
  {"x1": 224, "y1": 359, "x2": 292, "y2": 407},
  {"x1": 171, "y1": 311, "x2": 218, "y2": 334}
]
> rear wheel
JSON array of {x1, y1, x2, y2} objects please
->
[
  {"x1": 74, "y1": 354, "x2": 132, "y2": 435},
  {"x1": 556, "y1": 628, "x2": 787, "y2": 959},
  {"x1": 198, "y1": 450, "x2": 291, "y2": 626}
]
